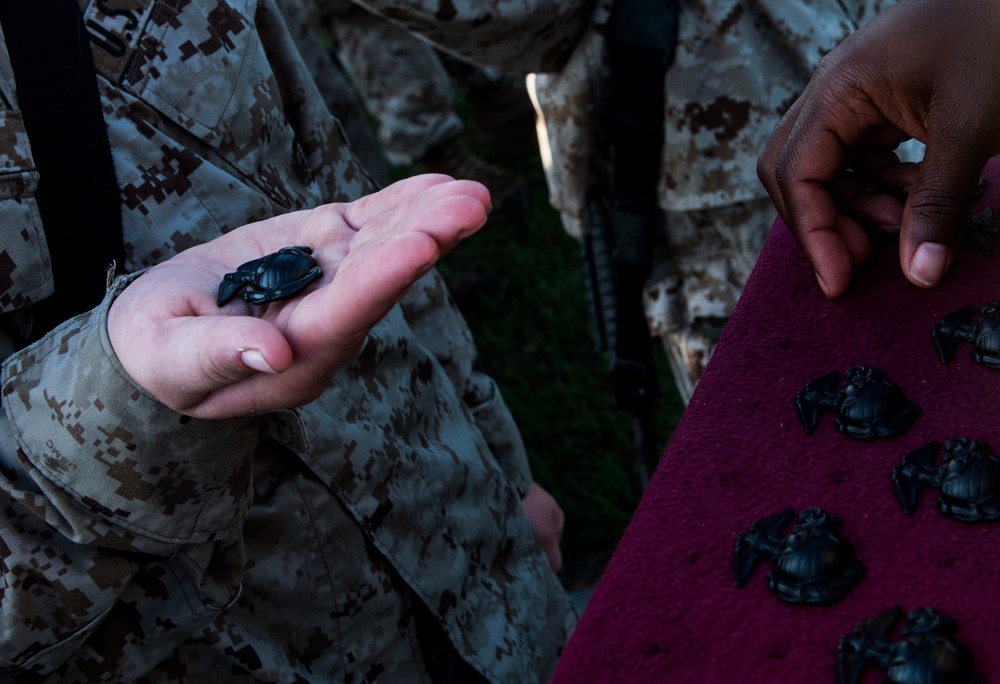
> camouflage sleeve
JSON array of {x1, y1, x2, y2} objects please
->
[
  {"x1": 399, "y1": 270, "x2": 533, "y2": 498},
  {"x1": 0, "y1": 275, "x2": 257, "y2": 679},
  {"x1": 346, "y1": 0, "x2": 593, "y2": 73}
]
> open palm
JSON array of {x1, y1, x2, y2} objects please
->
[{"x1": 108, "y1": 175, "x2": 490, "y2": 418}]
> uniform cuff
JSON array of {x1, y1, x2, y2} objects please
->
[{"x1": 2, "y1": 275, "x2": 258, "y2": 544}]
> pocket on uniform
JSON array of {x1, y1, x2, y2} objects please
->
[
  {"x1": 101, "y1": 0, "x2": 308, "y2": 210},
  {"x1": 121, "y1": 0, "x2": 258, "y2": 143}
]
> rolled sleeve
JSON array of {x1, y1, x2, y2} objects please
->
[{"x1": 1, "y1": 276, "x2": 258, "y2": 547}]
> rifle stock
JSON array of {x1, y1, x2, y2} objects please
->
[
  {"x1": 580, "y1": 0, "x2": 679, "y2": 487},
  {"x1": 582, "y1": 196, "x2": 662, "y2": 486}
]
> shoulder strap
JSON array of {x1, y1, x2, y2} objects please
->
[{"x1": 0, "y1": 0, "x2": 124, "y2": 340}]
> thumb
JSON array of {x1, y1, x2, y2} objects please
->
[
  {"x1": 900, "y1": 139, "x2": 986, "y2": 287},
  {"x1": 126, "y1": 314, "x2": 294, "y2": 414}
]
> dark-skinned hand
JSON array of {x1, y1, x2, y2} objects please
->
[{"x1": 758, "y1": 0, "x2": 1000, "y2": 297}]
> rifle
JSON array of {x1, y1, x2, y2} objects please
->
[{"x1": 581, "y1": 0, "x2": 679, "y2": 487}]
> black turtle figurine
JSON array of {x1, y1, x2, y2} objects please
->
[
  {"x1": 967, "y1": 206, "x2": 998, "y2": 256},
  {"x1": 932, "y1": 302, "x2": 1000, "y2": 367},
  {"x1": 892, "y1": 438, "x2": 1000, "y2": 522},
  {"x1": 838, "y1": 606, "x2": 983, "y2": 684},
  {"x1": 734, "y1": 507, "x2": 864, "y2": 605},
  {"x1": 218, "y1": 246, "x2": 323, "y2": 306},
  {"x1": 795, "y1": 366, "x2": 920, "y2": 440},
  {"x1": 965, "y1": 176, "x2": 994, "y2": 254}
]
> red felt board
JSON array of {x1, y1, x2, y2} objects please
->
[{"x1": 553, "y1": 161, "x2": 1000, "y2": 683}]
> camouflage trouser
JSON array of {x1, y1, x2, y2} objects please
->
[
  {"x1": 645, "y1": 198, "x2": 773, "y2": 403},
  {"x1": 327, "y1": 5, "x2": 462, "y2": 166},
  {"x1": 528, "y1": 0, "x2": 915, "y2": 404}
]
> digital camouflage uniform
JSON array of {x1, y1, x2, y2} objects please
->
[
  {"x1": 0, "y1": 0, "x2": 590, "y2": 681},
  {"x1": 278, "y1": 0, "x2": 393, "y2": 186},
  {"x1": 310, "y1": 0, "x2": 532, "y2": 207},
  {"x1": 530, "y1": 0, "x2": 914, "y2": 402},
  {"x1": 321, "y1": 0, "x2": 462, "y2": 167}
]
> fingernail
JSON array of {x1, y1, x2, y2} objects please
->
[
  {"x1": 815, "y1": 271, "x2": 832, "y2": 297},
  {"x1": 909, "y1": 242, "x2": 948, "y2": 287},
  {"x1": 242, "y1": 350, "x2": 276, "y2": 374}
]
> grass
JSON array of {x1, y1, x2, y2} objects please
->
[{"x1": 391, "y1": 78, "x2": 686, "y2": 588}]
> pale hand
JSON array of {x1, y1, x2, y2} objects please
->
[{"x1": 108, "y1": 175, "x2": 490, "y2": 418}]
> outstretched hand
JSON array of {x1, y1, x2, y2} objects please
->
[
  {"x1": 108, "y1": 175, "x2": 490, "y2": 418},
  {"x1": 757, "y1": 0, "x2": 1000, "y2": 297}
]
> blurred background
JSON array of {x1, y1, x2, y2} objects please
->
[{"x1": 388, "y1": 73, "x2": 686, "y2": 595}]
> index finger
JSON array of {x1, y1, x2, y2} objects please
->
[
  {"x1": 758, "y1": 94, "x2": 807, "y2": 220},
  {"x1": 769, "y1": 99, "x2": 865, "y2": 297}
]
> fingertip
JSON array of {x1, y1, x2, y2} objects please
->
[
  {"x1": 795, "y1": 221, "x2": 858, "y2": 299},
  {"x1": 449, "y1": 178, "x2": 492, "y2": 214},
  {"x1": 811, "y1": 232, "x2": 855, "y2": 298},
  {"x1": 224, "y1": 317, "x2": 294, "y2": 373},
  {"x1": 241, "y1": 349, "x2": 278, "y2": 374},
  {"x1": 898, "y1": 139, "x2": 984, "y2": 285},
  {"x1": 815, "y1": 268, "x2": 850, "y2": 299},
  {"x1": 432, "y1": 193, "x2": 489, "y2": 243},
  {"x1": 905, "y1": 241, "x2": 951, "y2": 288}
]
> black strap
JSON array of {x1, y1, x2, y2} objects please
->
[{"x1": 0, "y1": 0, "x2": 124, "y2": 340}]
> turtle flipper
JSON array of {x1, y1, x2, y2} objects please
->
[
  {"x1": 795, "y1": 370, "x2": 840, "y2": 434},
  {"x1": 892, "y1": 441, "x2": 938, "y2": 515},
  {"x1": 932, "y1": 306, "x2": 975, "y2": 364},
  {"x1": 218, "y1": 273, "x2": 249, "y2": 306},
  {"x1": 838, "y1": 606, "x2": 901, "y2": 684},
  {"x1": 734, "y1": 508, "x2": 792, "y2": 586}
]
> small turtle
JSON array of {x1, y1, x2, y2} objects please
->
[
  {"x1": 218, "y1": 246, "x2": 322, "y2": 306},
  {"x1": 892, "y1": 438, "x2": 1000, "y2": 522},
  {"x1": 795, "y1": 366, "x2": 919, "y2": 440},
  {"x1": 734, "y1": 507, "x2": 864, "y2": 605},
  {"x1": 839, "y1": 606, "x2": 983, "y2": 684},
  {"x1": 967, "y1": 206, "x2": 998, "y2": 256},
  {"x1": 932, "y1": 302, "x2": 1000, "y2": 368}
]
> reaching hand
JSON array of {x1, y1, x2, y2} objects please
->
[
  {"x1": 757, "y1": 0, "x2": 1000, "y2": 297},
  {"x1": 108, "y1": 175, "x2": 490, "y2": 418}
]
